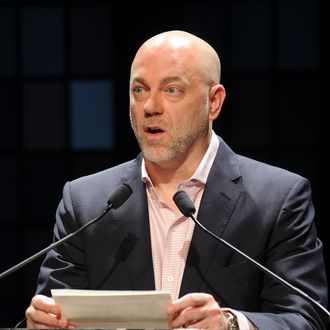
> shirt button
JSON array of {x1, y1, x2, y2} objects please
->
[{"x1": 167, "y1": 276, "x2": 174, "y2": 282}]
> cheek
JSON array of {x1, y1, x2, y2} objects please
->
[
  {"x1": 129, "y1": 109, "x2": 137, "y2": 128},
  {"x1": 179, "y1": 102, "x2": 208, "y2": 124},
  {"x1": 171, "y1": 113, "x2": 198, "y2": 135},
  {"x1": 130, "y1": 104, "x2": 139, "y2": 117},
  {"x1": 130, "y1": 101, "x2": 144, "y2": 117}
]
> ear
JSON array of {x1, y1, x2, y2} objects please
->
[{"x1": 208, "y1": 84, "x2": 226, "y2": 121}]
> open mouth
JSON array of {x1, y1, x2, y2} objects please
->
[{"x1": 145, "y1": 126, "x2": 164, "y2": 135}]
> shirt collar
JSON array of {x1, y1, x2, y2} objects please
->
[{"x1": 142, "y1": 130, "x2": 219, "y2": 185}]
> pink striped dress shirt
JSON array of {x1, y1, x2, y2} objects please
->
[{"x1": 141, "y1": 131, "x2": 219, "y2": 300}]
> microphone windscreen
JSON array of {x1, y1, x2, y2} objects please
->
[
  {"x1": 107, "y1": 183, "x2": 133, "y2": 209},
  {"x1": 173, "y1": 190, "x2": 196, "y2": 217}
]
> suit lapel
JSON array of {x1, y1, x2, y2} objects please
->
[
  {"x1": 113, "y1": 156, "x2": 155, "y2": 290},
  {"x1": 180, "y1": 138, "x2": 242, "y2": 296}
]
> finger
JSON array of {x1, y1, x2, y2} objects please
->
[
  {"x1": 169, "y1": 305, "x2": 210, "y2": 329},
  {"x1": 168, "y1": 294, "x2": 224, "y2": 329},
  {"x1": 186, "y1": 318, "x2": 226, "y2": 330},
  {"x1": 26, "y1": 297, "x2": 70, "y2": 329},
  {"x1": 167, "y1": 294, "x2": 201, "y2": 326},
  {"x1": 27, "y1": 309, "x2": 70, "y2": 329},
  {"x1": 168, "y1": 293, "x2": 210, "y2": 319},
  {"x1": 32, "y1": 321, "x2": 76, "y2": 330},
  {"x1": 27, "y1": 318, "x2": 69, "y2": 329},
  {"x1": 31, "y1": 295, "x2": 61, "y2": 316},
  {"x1": 182, "y1": 311, "x2": 226, "y2": 330},
  {"x1": 168, "y1": 307, "x2": 194, "y2": 329},
  {"x1": 32, "y1": 321, "x2": 66, "y2": 330},
  {"x1": 30, "y1": 296, "x2": 57, "y2": 315}
]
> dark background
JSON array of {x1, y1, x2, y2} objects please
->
[{"x1": 0, "y1": 0, "x2": 326, "y2": 326}]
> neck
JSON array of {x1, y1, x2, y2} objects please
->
[{"x1": 144, "y1": 132, "x2": 213, "y2": 212}]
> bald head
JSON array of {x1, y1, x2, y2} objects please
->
[{"x1": 131, "y1": 30, "x2": 221, "y2": 85}]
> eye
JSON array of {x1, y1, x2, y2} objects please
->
[
  {"x1": 133, "y1": 86, "x2": 145, "y2": 94},
  {"x1": 167, "y1": 86, "x2": 180, "y2": 94}
]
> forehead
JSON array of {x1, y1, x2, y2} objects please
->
[{"x1": 130, "y1": 46, "x2": 198, "y2": 84}]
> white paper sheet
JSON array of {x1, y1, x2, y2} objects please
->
[{"x1": 51, "y1": 289, "x2": 172, "y2": 328}]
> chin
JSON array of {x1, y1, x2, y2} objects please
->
[{"x1": 142, "y1": 149, "x2": 174, "y2": 164}]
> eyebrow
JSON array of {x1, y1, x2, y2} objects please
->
[
  {"x1": 130, "y1": 77, "x2": 146, "y2": 86},
  {"x1": 131, "y1": 76, "x2": 185, "y2": 87},
  {"x1": 160, "y1": 76, "x2": 184, "y2": 86}
]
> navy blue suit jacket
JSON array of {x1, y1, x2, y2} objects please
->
[{"x1": 36, "y1": 137, "x2": 328, "y2": 329}]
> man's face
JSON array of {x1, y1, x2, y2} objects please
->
[{"x1": 129, "y1": 46, "x2": 211, "y2": 164}]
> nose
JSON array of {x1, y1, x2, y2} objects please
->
[{"x1": 143, "y1": 92, "x2": 163, "y2": 116}]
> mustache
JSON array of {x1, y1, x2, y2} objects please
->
[{"x1": 141, "y1": 118, "x2": 171, "y2": 129}]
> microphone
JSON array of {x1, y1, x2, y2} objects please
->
[
  {"x1": 0, "y1": 183, "x2": 133, "y2": 280},
  {"x1": 173, "y1": 190, "x2": 330, "y2": 320}
]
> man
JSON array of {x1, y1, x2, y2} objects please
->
[{"x1": 26, "y1": 30, "x2": 328, "y2": 329}]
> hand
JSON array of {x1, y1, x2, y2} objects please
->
[
  {"x1": 26, "y1": 294, "x2": 75, "y2": 329},
  {"x1": 167, "y1": 292, "x2": 228, "y2": 330}
]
